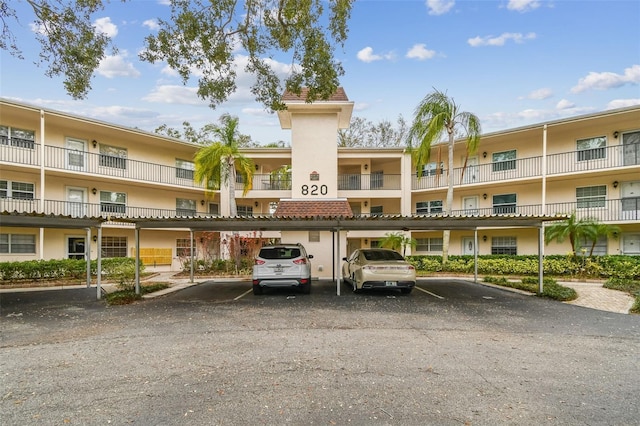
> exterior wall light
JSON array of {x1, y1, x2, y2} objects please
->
[
  {"x1": 613, "y1": 181, "x2": 619, "y2": 188},
  {"x1": 201, "y1": 200, "x2": 205, "y2": 206},
  {"x1": 92, "y1": 188, "x2": 97, "y2": 195},
  {"x1": 483, "y1": 235, "x2": 487, "y2": 242},
  {"x1": 483, "y1": 193, "x2": 487, "y2": 200},
  {"x1": 613, "y1": 131, "x2": 619, "y2": 139},
  {"x1": 92, "y1": 140, "x2": 98, "y2": 148},
  {"x1": 92, "y1": 235, "x2": 98, "y2": 242},
  {"x1": 364, "y1": 164, "x2": 368, "y2": 170},
  {"x1": 483, "y1": 151, "x2": 487, "y2": 158}
]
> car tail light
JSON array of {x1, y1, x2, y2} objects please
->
[
  {"x1": 292, "y1": 258, "x2": 308, "y2": 265},
  {"x1": 254, "y1": 259, "x2": 265, "y2": 265}
]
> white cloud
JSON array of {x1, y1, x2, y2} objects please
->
[
  {"x1": 93, "y1": 17, "x2": 118, "y2": 38},
  {"x1": 426, "y1": 0, "x2": 455, "y2": 16},
  {"x1": 357, "y1": 47, "x2": 382, "y2": 63},
  {"x1": 406, "y1": 44, "x2": 436, "y2": 60},
  {"x1": 356, "y1": 47, "x2": 395, "y2": 63},
  {"x1": 142, "y1": 85, "x2": 205, "y2": 105},
  {"x1": 143, "y1": 19, "x2": 160, "y2": 31},
  {"x1": 354, "y1": 102, "x2": 370, "y2": 112},
  {"x1": 97, "y1": 52, "x2": 141, "y2": 78},
  {"x1": 528, "y1": 88, "x2": 553, "y2": 100},
  {"x1": 556, "y1": 99, "x2": 575, "y2": 110},
  {"x1": 606, "y1": 98, "x2": 640, "y2": 109},
  {"x1": 507, "y1": 0, "x2": 541, "y2": 13},
  {"x1": 468, "y1": 32, "x2": 536, "y2": 47},
  {"x1": 571, "y1": 65, "x2": 640, "y2": 93}
]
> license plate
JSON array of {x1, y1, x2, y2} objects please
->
[
  {"x1": 385, "y1": 281, "x2": 397, "y2": 286},
  {"x1": 274, "y1": 267, "x2": 283, "y2": 273}
]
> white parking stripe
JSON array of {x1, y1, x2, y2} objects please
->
[
  {"x1": 414, "y1": 286, "x2": 444, "y2": 299},
  {"x1": 234, "y1": 288, "x2": 253, "y2": 300}
]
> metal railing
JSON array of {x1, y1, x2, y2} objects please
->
[
  {"x1": 43, "y1": 145, "x2": 206, "y2": 189},
  {"x1": 3, "y1": 142, "x2": 638, "y2": 192},
  {"x1": 3, "y1": 197, "x2": 638, "y2": 223},
  {"x1": 338, "y1": 174, "x2": 401, "y2": 190}
]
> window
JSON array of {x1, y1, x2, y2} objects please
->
[
  {"x1": 0, "y1": 234, "x2": 36, "y2": 254},
  {"x1": 491, "y1": 237, "x2": 517, "y2": 255},
  {"x1": 417, "y1": 162, "x2": 443, "y2": 177},
  {"x1": 370, "y1": 240, "x2": 381, "y2": 248},
  {"x1": 416, "y1": 238, "x2": 443, "y2": 252},
  {"x1": 176, "y1": 159, "x2": 195, "y2": 180},
  {"x1": 0, "y1": 180, "x2": 35, "y2": 199},
  {"x1": 99, "y1": 191, "x2": 126, "y2": 214},
  {"x1": 416, "y1": 200, "x2": 443, "y2": 214},
  {"x1": 101, "y1": 236, "x2": 127, "y2": 258},
  {"x1": 576, "y1": 186, "x2": 606, "y2": 208},
  {"x1": 208, "y1": 203, "x2": 219, "y2": 216},
  {"x1": 577, "y1": 136, "x2": 606, "y2": 161},
  {"x1": 0, "y1": 125, "x2": 35, "y2": 149},
  {"x1": 492, "y1": 150, "x2": 516, "y2": 172},
  {"x1": 578, "y1": 236, "x2": 607, "y2": 256},
  {"x1": 370, "y1": 205, "x2": 383, "y2": 216},
  {"x1": 176, "y1": 198, "x2": 196, "y2": 216},
  {"x1": 370, "y1": 171, "x2": 384, "y2": 189},
  {"x1": 492, "y1": 194, "x2": 517, "y2": 214},
  {"x1": 176, "y1": 238, "x2": 195, "y2": 257},
  {"x1": 269, "y1": 201, "x2": 278, "y2": 215},
  {"x1": 237, "y1": 205, "x2": 253, "y2": 217},
  {"x1": 99, "y1": 144, "x2": 127, "y2": 169}
]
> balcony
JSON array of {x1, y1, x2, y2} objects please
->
[
  {"x1": 412, "y1": 144, "x2": 639, "y2": 190},
  {"x1": 447, "y1": 198, "x2": 639, "y2": 223},
  {"x1": 3, "y1": 197, "x2": 638, "y2": 224},
  {"x1": 338, "y1": 174, "x2": 401, "y2": 190}
]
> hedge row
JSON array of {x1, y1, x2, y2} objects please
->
[
  {"x1": 405, "y1": 255, "x2": 640, "y2": 280},
  {"x1": 0, "y1": 258, "x2": 143, "y2": 282}
]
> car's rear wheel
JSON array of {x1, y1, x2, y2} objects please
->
[
  {"x1": 401, "y1": 288, "x2": 412, "y2": 294},
  {"x1": 301, "y1": 281, "x2": 311, "y2": 294},
  {"x1": 253, "y1": 285, "x2": 263, "y2": 295}
]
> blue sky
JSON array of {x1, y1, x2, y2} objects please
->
[{"x1": 1, "y1": 0, "x2": 639, "y2": 145}]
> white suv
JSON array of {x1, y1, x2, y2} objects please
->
[{"x1": 252, "y1": 243, "x2": 313, "y2": 295}]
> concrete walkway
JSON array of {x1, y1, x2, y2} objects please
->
[{"x1": 559, "y1": 281, "x2": 635, "y2": 314}]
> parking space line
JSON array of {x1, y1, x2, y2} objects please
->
[
  {"x1": 414, "y1": 286, "x2": 445, "y2": 299},
  {"x1": 234, "y1": 288, "x2": 253, "y2": 300}
]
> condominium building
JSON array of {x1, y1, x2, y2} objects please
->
[{"x1": 1, "y1": 93, "x2": 639, "y2": 278}]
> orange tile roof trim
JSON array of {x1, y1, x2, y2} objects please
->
[
  {"x1": 281, "y1": 87, "x2": 349, "y2": 102},
  {"x1": 274, "y1": 199, "x2": 353, "y2": 217}
]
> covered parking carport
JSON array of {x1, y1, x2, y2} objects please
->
[
  {"x1": 0, "y1": 211, "x2": 105, "y2": 298},
  {"x1": 121, "y1": 214, "x2": 567, "y2": 297}
]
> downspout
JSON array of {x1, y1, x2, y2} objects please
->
[
  {"x1": 39, "y1": 110, "x2": 45, "y2": 259},
  {"x1": 538, "y1": 225, "x2": 544, "y2": 295},
  {"x1": 336, "y1": 227, "x2": 341, "y2": 296}
]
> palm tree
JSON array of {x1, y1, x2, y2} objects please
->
[
  {"x1": 379, "y1": 232, "x2": 417, "y2": 256},
  {"x1": 407, "y1": 89, "x2": 481, "y2": 264},
  {"x1": 584, "y1": 222, "x2": 621, "y2": 257},
  {"x1": 544, "y1": 212, "x2": 600, "y2": 257},
  {"x1": 194, "y1": 114, "x2": 254, "y2": 216}
]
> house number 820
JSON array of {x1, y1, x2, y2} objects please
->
[{"x1": 301, "y1": 184, "x2": 328, "y2": 195}]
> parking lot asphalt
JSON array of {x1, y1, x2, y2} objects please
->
[{"x1": 2, "y1": 278, "x2": 639, "y2": 425}]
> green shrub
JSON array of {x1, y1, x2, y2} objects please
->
[
  {"x1": 540, "y1": 282, "x2": 578, "y2": 301},
  {"x1": 0, "y1": 258, "x2": 143, "y2": 284}
]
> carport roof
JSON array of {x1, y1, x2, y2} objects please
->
[
  {"x1": 116, "y1": 213, "x2": 567, "y2": 231},
  {"x1": 0, "y1": 211, "x2": 568, "y2": 231},
  {"x1": 0, "y1": 211, "x2": 105, "y2": 228}
]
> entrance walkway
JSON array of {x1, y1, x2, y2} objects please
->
[{"x1": 559, "y1": 281, "x2": 635, "y2": 314}]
